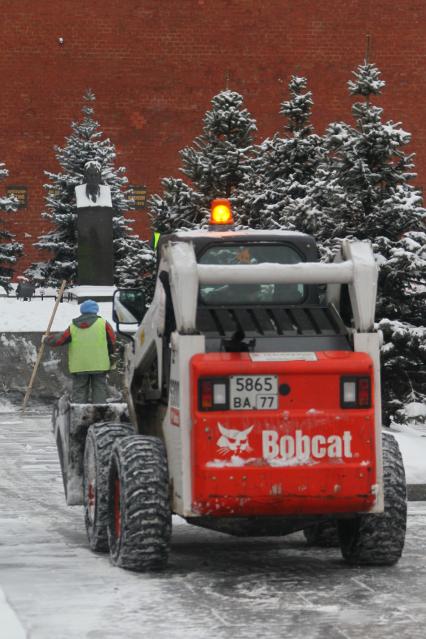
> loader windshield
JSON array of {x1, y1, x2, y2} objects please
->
[{"x1": 199, "y1": 243, "x2": 305, "y2": 305}]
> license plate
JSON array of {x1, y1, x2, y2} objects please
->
[{"x1": 230, "y1": 375, "x2": 278, "y2": 410}]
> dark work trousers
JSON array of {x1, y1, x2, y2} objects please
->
[{"x1": 72, "y1": 373, "x2": 108, "y2": 403}]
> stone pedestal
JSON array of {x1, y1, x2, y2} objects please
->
[
  {"x1": 75, "y1": 183, "x2": 114, "y2": 286},
  {"x1": 73, "y1": 285, "x2": 115, "y2": 303}
]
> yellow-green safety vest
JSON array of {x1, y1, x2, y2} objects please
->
[{"x1": 68, "y1": 318, "x2": 110, "y2": 373}]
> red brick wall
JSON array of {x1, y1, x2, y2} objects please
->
[{"x1": 1, "y1": 0, "x2": 425, "y2": 275}]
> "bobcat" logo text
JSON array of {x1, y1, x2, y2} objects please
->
[{"x1": 263, "y1": 430, "x2": 353, "y2": 462}]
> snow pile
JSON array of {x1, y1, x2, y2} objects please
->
[
  {"x1": 1, "y1": 333, "x2": 37, "y2": 365},
  {"x1": 398, "y1": 401, "x2": 426, "y2": 426},
  {"x1": 0, "y1": 397, "x2": 16, "y2": 413},
  {"x1": 391, "y1": 424, "x2": 426, "y2": 484}
]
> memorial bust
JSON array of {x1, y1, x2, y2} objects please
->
[{"x1": 75, "y1": 160, "x2": 112, "y2": 208}]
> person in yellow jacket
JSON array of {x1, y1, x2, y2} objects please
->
[{"x1": 43, "y1": 299, "x2": 116, "y2": 403}]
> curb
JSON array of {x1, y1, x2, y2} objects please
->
[{"x1": 407, "y1": 484, "x2": 426, "y2": 501}]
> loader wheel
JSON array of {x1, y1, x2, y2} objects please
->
[
  {"x1": 83, "y1": 422, "x2": 134, "y2": 553},
  {"x1": 303, "y1": 521, "x2": 339, "y2": 547},
  {"x1": 338, "y1": 432, "x2": 407, "y2": 566},
  {"x1": 108, "y1": 435, "x2": 171, "y2": 571}
]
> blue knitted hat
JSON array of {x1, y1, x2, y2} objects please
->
[{"x1": 80, "y1": 299, "x2": 99, "y2": 314}]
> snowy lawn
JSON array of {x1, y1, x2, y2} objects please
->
[{"x1": 0, "y1": 295, "x2": 113, "y2": 332}]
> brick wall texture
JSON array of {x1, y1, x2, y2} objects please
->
[{"x1": 0, "y1": 0, "x2": 425, "y2": 275}]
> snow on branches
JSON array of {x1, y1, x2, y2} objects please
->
[
  {"x1": 148, "y1": 64, "x2": 425, "y2": 423},
  {"x1": 325, "y1": 60, "x2": 425, "y2": 422},
  {"x1": 149, "y1": 89, "x2": 257, "y2": 234},
  {"x1": 180, "y1": 89, "x2": 257, "y2": 199},
  {"x1": 0, "y1": 162, "x2": 22, "y2": 292},
  {"x1": 235, "y1": 75, "x2": 333, "y2": 236},
  {"x1": 348, "y1": 61, "x2": 386, "y2": 96},
  {"x1": 145, "y1": 89, "x2": 257, "y2": 296},
  {"x1": 27, "y1": 89, "x2": 148, "y2": 287}
]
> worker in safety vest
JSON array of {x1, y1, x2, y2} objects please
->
[{"x1": 43, "y1": 299, "x2": 116, "y2": 403}]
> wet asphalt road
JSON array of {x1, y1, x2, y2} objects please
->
[{"x1": 0, "y1": 412, "x2": 425, "y2": 639}]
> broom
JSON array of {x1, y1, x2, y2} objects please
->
[{"x1": 22, "y1": 280, "x2": 67, "y2": 412}]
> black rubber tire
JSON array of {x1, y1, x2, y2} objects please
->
[
  {"x1": 338, "y1": 432, "x2": 407, "y2": 566},
  {"x1": 303, "y1": 521, "x2": 340, "y2": 547},
  {"x1": 108, "y1": 435, "x2": 171, "y2": 571},
  {"x1": 83, "y1": 422, "x2": 134, "y2": 553}
]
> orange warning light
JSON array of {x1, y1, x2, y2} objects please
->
[{"x1": 210, "y1": 198, "x2": 233, "y2": 225}]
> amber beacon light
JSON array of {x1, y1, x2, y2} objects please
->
[{"x1": 210, "y1": 198, "x2": 233, "y2": 225}]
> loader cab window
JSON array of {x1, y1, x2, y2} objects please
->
[
  {"x1": 113, "y1": 289, "x2": 146, "y2": 324},
  {"x1": 198, "y1": 243, "x2": 305, "y2": 305}
]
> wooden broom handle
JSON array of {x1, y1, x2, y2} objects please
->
[{"x1": 22, "y1": 280, "x2": 67, "y2": 412}]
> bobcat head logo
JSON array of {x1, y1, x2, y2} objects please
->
[{"x1": 217, "y1": 423, "x2": 254, "y2": 456}]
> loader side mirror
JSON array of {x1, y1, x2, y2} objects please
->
[{"x1": 113, "y1": 289, "x2": 146, "y2": 325}]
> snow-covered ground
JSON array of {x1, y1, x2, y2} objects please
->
[
  {"x1": 0, "y1": 411, "x2": 425, "y2": 639},
  {"x1": 391, "y1": 421, "x2": 426, "y2": 485},
  {"x1": 0, "y1": 295, "x2": 113, "y2": 332},
  {"x1": 0, "y1": 589, "x2": 25, "y2": 639}
]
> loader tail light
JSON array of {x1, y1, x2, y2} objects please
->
[
  {"x1": 200, "y1": 380, "x2": 213, "y2": 409},
  {"x1": 341, "y1": 376, "x2": 371, "y2": 408},
  {"x1": 199, "y1": 378, "x2": 229, "y2": 411},
  {"x1": 358, "y1": 378, "x2": 371, "y2": 407},
  {"x1": 210, "y1": 198, "x2": 233, "y2": 225}
]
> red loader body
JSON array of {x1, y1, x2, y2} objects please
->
[{"x1": 191, "y1": 351, "x2": 376, "y2": 517}]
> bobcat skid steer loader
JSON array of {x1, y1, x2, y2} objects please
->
[{"x1": 88, "y1": 199, "x2": 407, "y2": 571}]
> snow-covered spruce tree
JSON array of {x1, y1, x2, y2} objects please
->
[
  {"x1": 149, "y1": 89, "x2": 257, "y2": 235},
  {"x1": 325, "y1": 61, "x2": 426, "y2": 423},
  {"x1": 149, "y1": 178, "x2": 206, "y2": 235},
  {"x1": 27, "y1": 89, "x2": 147, "y2": 287},
  {"x1": 325, "y1": 63, "x2": 422, "y2": 243},
  {"x1": 144, "y1": 90, "x2": 257, "y2": 299},
  {"x1": 0, "y1": 163, "x2": 21, "y2": 292},
  {"x1": 180, "y1": 89, "x2": 257, "y2": 200},
  {"x1": 114, "y1": 235, "x2": 156, "y2": 294},
  {"x1": 235, "y1": 76, "x2": 337, "y2": 237}
]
